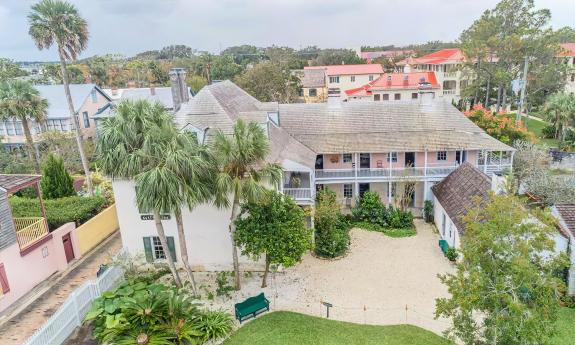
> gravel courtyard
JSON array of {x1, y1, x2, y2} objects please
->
[{"x1": 201, "y1": 219, "x2": 455, "y2": 335}]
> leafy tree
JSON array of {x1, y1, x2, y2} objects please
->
[
  {"x1": 211, "y1": 120, "x2": 282, "y2": 290},
  {"x1": 40, "y1": 153, "x2": 75, "y2": 199},
  {"x1": 311, "y1": 49, "x2": 364, "y2": 66},
  {"x1": 40, "y1": 131, "x2": 94, "y2": 174},
  {"x1": 0, "y1": 79, "x2": 48, "y2": 172},
  {"x1": 221, "y1": 45, "x2": 263, "y2": 65},
  {"x1": 264, "y1": 46, "x2": 306, "y2": 69},
  {"x1": 158, "y1": 45, "x2": 195, "y2": 60},
  {"x1": 29, "y1": 0, "x2": 93, "y2": 194},
  {"x1": 542, "y1": 92, "x2": 575, "y2": 141},
  {"x1": 464, "y1": 104, "x2": 533, "y2": 144},
  {"x1": 0, "y1": 58, "x2": 28, "y2": 81},
  {"x1": 187, "y1": 75, "x2": 207, "y2": 94},
  {"x1": 314, "y1": 189, "x2": 350, "y2": 258},
  {"x1": 211, "y1": 55, "x2": 243, "y2": 81},
  {"x1": 234, "y1": 62, "x2": 300, "y2": 103},
  {"x1": 235, "y1": 191, "x2": 311, "y2": 287},
  {"x1": 435, "y1": 194, "x2": 568, "y2": 345}
]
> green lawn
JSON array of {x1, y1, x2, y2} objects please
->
[
  {"x1": 507, "y1": 113, "x2": 559, "y2": 147},
  {"x1": 222, "y1": 311, "x2": 451, "y2": 345},
  {"x1": 552, "y1": 307, "x2": 575, "y2": 345}
]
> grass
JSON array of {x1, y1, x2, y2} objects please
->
[
  {"x1": 353, "y1": 221, "x2": 417, "y2": 238},
  {"x1": 506, "y1": 113, "x2": 559, "y2": 147},
  {"x1": 552, "y1": 307, "x2": 575, "y2": 345},
  {"x1": 222, "y1": 311, "x2": 451, "y2": 345}
]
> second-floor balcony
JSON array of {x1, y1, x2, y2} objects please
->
[
  {"x1": 443, "y1": 89, "x2": 456, "y2": 95},
  {"x1": 283, "y1": 170, "x2": 314, "y2": 203},
  {"x1": 15, "y1": 217, "x2": 49, "y2": 250}
]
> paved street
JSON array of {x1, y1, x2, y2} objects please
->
[{"x1": 0, "y1": 232, "x2": 121, "y2": 345}]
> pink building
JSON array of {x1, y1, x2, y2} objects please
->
[{"x1": 0, "y1": 175, "x2": 80, "y2": 312}]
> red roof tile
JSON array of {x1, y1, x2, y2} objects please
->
[
  {"x1": 345, "y1": 72, "x2": 439, "y2": 96},
  {"x1": 398, "y1": 48, "x2": 466, "y2": 65},
  {"x1": 305, "y1": 64, "x2": 384, "y2": 76},
  {"x1": 559, "y1": 43, "x2": 575, "y2": 57}
]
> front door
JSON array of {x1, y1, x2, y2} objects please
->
[
  {"x1": 359, "y1": 183, "x2": 370, "y2": 197},
  {"x1": 360, "y1": 153, "x2": 370, "y2": 169},
  {"x1": 456, "y1": 151, "x2": 467, "y2": 164},
  {"x1": 405, "y1": 152, "x2": 415, "y2": 167},
  {"x1": 62, "y1": 233, "x2": 75, "y2": 263}
]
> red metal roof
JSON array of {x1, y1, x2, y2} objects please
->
[
  {"x1": 398, "y1": 48, "x2": 466, "y2": 65},
  {"x1": 345, "y1": 72, "x2": 439, "y2": 96},
  {"x1": 559, "y1": 43, "x2": 575, "y2": 57},
  {"x1": 304, "y1": 64, "x2": 384, "y2": 76}
]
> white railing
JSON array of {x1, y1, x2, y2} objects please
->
[
  {"x1": 23, "y1": 265, "x2": 124, "y2": 345},
  {"x1": 283, "y1": 188, "x2": 312, "y2": 200},
  {"x1": 443, "y1": 72, "x2": 457, "y2": 78},
  {"x1": 442, "y1": 89, "x2": 456, "y2": 95},
  {"x1": 477, "y1": 164, "x2": 512, "y2": 175},
  {"x1": 315, "y1": 169, "x2": 355, "y2": 179}
]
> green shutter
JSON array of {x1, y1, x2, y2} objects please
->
[
  {"x1": 167, "y1": 237, "x2": 177, "y2": 262},
  {"x1": 143, "y1": 237, "x2": 153, "y2": 262}
]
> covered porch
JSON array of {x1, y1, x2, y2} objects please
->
[{"x1": 0, "y1": 175, "x2": 50, "y2": 252}]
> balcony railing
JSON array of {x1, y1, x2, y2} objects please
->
[
  {"x1": 284, "y1": 188, "x2": 312, "y2": 200},
  {"x1": 315, "y1": 169, "x2": 355, "y2": 179},
  {"x1": 443, "y1": 89, "x2": 456, "y2": 95},
  {"x1": 443, "y1": 72, "x2": 457, "y2": 78},
  {"x1": 14, "y1": 217, "x2": 49, "y2": 249}
]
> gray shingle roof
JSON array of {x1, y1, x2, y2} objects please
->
[
  {"x1": 431, "y1": 162, "x2": 491, "y2": 234},
  {"x1": 35, "y1": 84, "x2": 110, "y2": 119},
  {"x1": 277, "y1": 101, "x2": 514, "y2": 153},
  {"x1": 302, "y1": 69, "x2": 326, "y2": 88},
  {"x1": 555, "y1": 204, "x2": 575, "y2": 238},
  {"x1": 0, "y1": 174, "x2": 41, "y2": 193},
  {"x1": 174, "y1": 81, "x2": 317, "y2": 169}
]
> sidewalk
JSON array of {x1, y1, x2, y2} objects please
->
[{"x1": 0, "y1": 231, "x2": 121, "y2": 345}]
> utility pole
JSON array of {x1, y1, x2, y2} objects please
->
[{"x1": 517, "y1": 56, "x2": 529, "y2": 124}]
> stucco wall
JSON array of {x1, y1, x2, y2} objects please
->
[
  {"x1": 76, "y1": 204, "x2": 119, "y2": 256},
  {"x1": 112, "y1": 180, "x2": 263, "y2": 271},
  {"x1": 51, "y1": 222, "x2": 80, "y2": 271},
  {"x1": 0, "y1": 241, "x2": 58, "y2": 312},
  {"x1": 433, "y1": 199, "x2": 460, "y2": 248}
]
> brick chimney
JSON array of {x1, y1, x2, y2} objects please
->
[
  {"x1": 386, "y1": 75, "x2": 392, "y2": 87},
  {"x1": 169, "y1": 68, "x2": 189, "y2": 112}
]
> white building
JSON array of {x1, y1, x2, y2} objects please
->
[
  {"x1": 559, "y1": 43, "x2": 575, "y2": 94},
  {"x1": 304, "y1": 64, "x2": 384, "y2": 100},
  {"x1": 552, "y1": 204, "x2": 575, "y2": 295}
]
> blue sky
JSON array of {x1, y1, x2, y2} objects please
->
[{"x1": 0, "y1": 0, "x2": 573, "y2": 61}]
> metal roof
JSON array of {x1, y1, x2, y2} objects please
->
[{"x1": 35, "y1": 84, "x2": 111, "y2": 119}]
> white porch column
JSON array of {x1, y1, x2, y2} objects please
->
[
  {"x1": 354, "y1": 153, "x2": 359, "y2": 198},
  {"x1": 424, "y1": 180, "x2": 429, "y2": 201},
  {"x1": 424, "y1": 148, "x2": 428, "y2": 176},
  {"x1": 499, "y1": 151, "x2": 503, "y2": 171},
  {"x1": 483, "y1": 150, "x2": 488, "y2": 174},
  {"x1": 388, "y1": 181, "x2": 392, "y2": 204}
]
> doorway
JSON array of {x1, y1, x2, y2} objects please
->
[
  {"x1": 405, "y1": 152, "x2": 415, "y2": 167},
  {"x1": 359, "y1": 183, "x2": 370, "y2": 197},
  {"x1": 360, "y1": 153, "x2": 370, "y2": 169},
  {"x1": 62, "y1": 233, "x2": 75, "y2": 263},
  {"x1": 315, "y1": 155, "x2": 324, "y2": 170},
  {"x1": 456, "y1": 151, "x2": 467, "y2": 165}
]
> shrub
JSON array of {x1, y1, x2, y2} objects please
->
[
  {"x1": 352, "y1": 191, "x2": 387, "y2": 226},
  {"x1": 446, "y1": 247, "x2": 458, "y2": 261},
  {"x1": 314, "y1": 189, "x2": 350, "y2": 258},
  {"x1": 464, "y1": 105, "x2": 534, "y2": 144},
  {"x1": 10, "y1": 195, "x2": 106, "y2": 230},
  {"x1": 85, "y1": 278, "x2": 233, "y2": 344},
  {"x1": 423, "y1": 200, "x2": 434, "y2": 223},
  {"x1": 387, "y1": 205, "x2": 414, "y2": 229},
  {"x1": 541, "y1": 124, "x2": 556, "y2": 139},
  {"x1": 40, "y1": 154, "x2": 75, "y2": 199}
]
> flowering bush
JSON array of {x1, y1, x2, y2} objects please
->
[{"x1": 464, "y1": 105, "x2": 534, "y2": 144}]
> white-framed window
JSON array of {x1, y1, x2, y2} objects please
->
[
  {"x1": 152, "y1": 237, "x2": 166, "y2": 260},
  {"x1": 437, "y1": 151, "x2": 447, "y2": 161},
  {"x1": 343, "y1": 184, "x2": 353, "y2": 198},
  {"x1": 394, "y1": 93, "x2": 401, "y2": 100},
  {"x1": 350, "y1": 76, "x2": 355, "y2": 82},
  {"x1": 309, "y1": 88, "x2": 317, "y2": 97},
  {"x1": 369, "y1": 75, "x2": 374, "y2": 81},
  {"x1": 82, "y1": 111, "x2": 90, "y2": 128},
  {"x1": 329, "y1": 76, "x2": 340, "y2": 83},
  {"x1": 382, "y1": 94, "x2": 389, "y2": 101},
  {"x1": 6, "y1": 122, "x2": 14, "y2": 136},
  {"x1": 374, "y1": 94, "x2": 381, "y2": 101},
  {"x1": 448, "y1": 222, "x2": 452, "y2": 238},
  {"x1": 91, "y1": 89, "x2": 97, "y2": 103},
  {"x1": 342, "y1": 153, "x2": 352, "y2": 163},
  {"x1": 387, "y1": 152, "x2": 397, "y2": 163}
]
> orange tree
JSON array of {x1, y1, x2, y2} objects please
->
[{"x1": 464, "y1": 105, "x2": 534, "y2": 145}]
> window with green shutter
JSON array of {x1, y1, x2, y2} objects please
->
[{"x1": 143, "y1": 236, "x2": 176, "y2": 262}]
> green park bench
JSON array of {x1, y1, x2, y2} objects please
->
[
  {"x1": 438, "y1": 239, "x2": 449, "y2": 255},
  {"x1": 234, "y1": 293, "x2": 270, "y2": 323}
]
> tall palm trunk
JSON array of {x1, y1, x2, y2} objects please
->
[
  {"x1": 485, "y1": 75, "x2": 491, "y2": 108},
  {"x1": 261, "y1": 254, "x2": 270, "y2": 288},
  {"x1": 58, "y1": 47, "x2": 93, "y2": 195},
  {"x1": 21, "y1": 119, "x2": 40, "y2": 173},
  {"x1": 154, "y1": 210, "x2": 182, "y2": 287},
  {"x1": 229, "y1": 187, "x2": 241, "y2": 290},
  {"x1": 175, "y1": 209, "x2": 197, "y2": 295}
]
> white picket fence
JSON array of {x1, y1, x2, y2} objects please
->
[{"x1": 22, "y1": 266, "x2": 125, "y2": 345}]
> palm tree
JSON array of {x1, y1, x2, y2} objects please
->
[
  {"x1": 211, "y1": 120, "x2": 282, "y2": 290},
  {"x1": 543, "y1": 92, "x2": 575, "y2": 141},
  {"x1": 28, "y1": 0, "x2": 93, "y2": 194},
  {"x1": 97, "y1": 100, "x2": 183, "y2": 287},
  {"x1": 0, "y1": 80, "x2": 48, "y2": 172}
]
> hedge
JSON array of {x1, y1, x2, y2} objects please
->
[{"x1": 10, "y1": 195, "x2": 107, "y2": 230}]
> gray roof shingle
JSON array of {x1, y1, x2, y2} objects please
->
[
  {"x1": 555, "y1": 204, "x2": 575, "y2": 238},
  {"x1": 431, "y1": 162, "x2": 492, "y2": 234}
]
